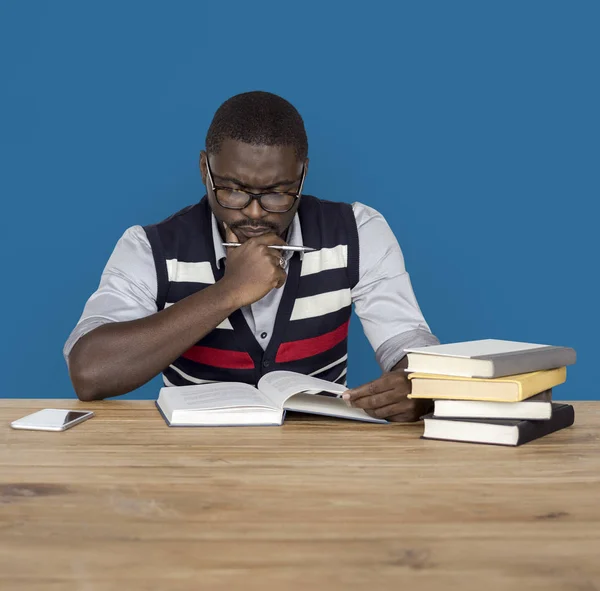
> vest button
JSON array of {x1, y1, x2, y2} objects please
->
[{"x1": 262, "y1": 360, "x2": 271, "y2": 368}]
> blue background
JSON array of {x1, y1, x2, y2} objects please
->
[{"x1": 1, "y1": 1, "x2": 597, "y2": 400}]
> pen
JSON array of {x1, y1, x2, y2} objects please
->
[{"x1": 222, "y1": 243, "x2": 316, "y2": 252}]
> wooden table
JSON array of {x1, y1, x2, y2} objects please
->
[{"x1": 1, "y1": 400, "x2": 599, "y2": 590}]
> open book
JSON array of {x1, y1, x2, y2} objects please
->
[{"x1": 156, "y1": 371, "x2": 387, "y2": 426}]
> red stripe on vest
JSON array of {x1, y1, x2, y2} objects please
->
[
  {"x1": 275, "y1": 320, "x2": 350, "y2": 364},
  {"x1": 182, "y1": 346, "x2": 255, "y2": 369}
]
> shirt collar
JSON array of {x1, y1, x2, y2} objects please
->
[{"x1": 212, "y1": 213, "x2": 304, "y2": 269}]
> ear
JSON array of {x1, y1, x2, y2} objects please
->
[
  {"x1": 299, "y1": 157, "x2": 309, "y2": 193},
  {"x1": 199, "y1": 151, "x2": 208, "y2": 186}
]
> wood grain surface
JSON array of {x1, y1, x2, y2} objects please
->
[{"x1": 1, "y1": 399, "x2": 599, "y2": 591}]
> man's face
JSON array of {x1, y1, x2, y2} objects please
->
[{"x1": 200, "y1": 139, "x2": 307, "y2": 243}]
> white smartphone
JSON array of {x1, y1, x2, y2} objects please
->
[{"x1": 10, "y1": 409, "x2": 95, "y2": 431}]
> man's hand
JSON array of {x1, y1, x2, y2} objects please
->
[
  {"x1": 220, "y1": 223, "x2": 288, "y2": 308},
  {"x1": 342, "y1": 359, "x2": 432, "y2": 422}
]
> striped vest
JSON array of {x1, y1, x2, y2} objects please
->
[{"x1": 143, "y1": 195, "x2": 359, "y2": 387}]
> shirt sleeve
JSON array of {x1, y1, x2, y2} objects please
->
[
  {"x1": 62, "y1": 225, "x2": 158, "y2": 362},
  {"x1": 351, "y1": 202, "x2": 440, "y2": 372}
]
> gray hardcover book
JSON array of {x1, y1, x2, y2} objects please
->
[{"x1": 405, "y1": 339, "x2": 576, "y2": 378}]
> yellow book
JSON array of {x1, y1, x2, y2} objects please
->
[{"x1": 407, "y1": 367, "x2": 567, "y2": 402}]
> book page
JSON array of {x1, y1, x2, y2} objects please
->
[
  {"x1": 283, "y1": 393, "x2": 386, "y2": 423},
  {"x1": 161, "y1": 382, "x2": 275, "y2": 411},
  {"x1": 257, "y1": 371, "x2": 348, "y2": 408}
]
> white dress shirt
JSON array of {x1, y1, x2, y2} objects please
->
[{"x1": 64, "y1": 201, "x2": 439, "y2": 372}]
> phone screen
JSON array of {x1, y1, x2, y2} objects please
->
[{"x1": 11, "y1": 409, "x2": 94, "y2": 431}]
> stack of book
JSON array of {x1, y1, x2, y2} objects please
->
[{"x1": 405, "y1": 339, "x2": 577, "y2": 446}]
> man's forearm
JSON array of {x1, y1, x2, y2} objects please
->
[{"x1": 68, "y1": 279, "x2": 240, "y2": 401}]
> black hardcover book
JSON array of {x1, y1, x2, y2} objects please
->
[{"x1": 422, "y1": 403, "x2": 574, "y2": 446}]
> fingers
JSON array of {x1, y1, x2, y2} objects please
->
[
  {"x1": 223, "y1": 223, "x2": 240, "y2": 247},
  {"x1": 348, "y1": 389, "x2": 399, "y2": 410},
  {"x1": 274, "y1": 271, "x2": 287, "y2": 289},
  {"x1": 262, "y1": 245, "x2": 288, "y2": 268},
  {"x1": 368, "y1": 398, "x2": 433, "y2": 422},
  {"x1": 343, "y1": 373, "x2": 398, "y2": 402},
  {"x1": 264, "y1": 248, "x2": 284, "y2": 261},
  {"x1": 271, "y1": 257, "x2": 288, "y2": 289},
  {"x1": 222, "y1": 221, "x2": 287, "y2": 289},
  {"x1": 257, "y1": 248, "x2": 287, "y2": 288},
  {"x1": 342, "y1": 372, "x2": 419, "y2": 421},
  {"x1": 366, "y1": 402, "x2": 415, "y2": 420}
]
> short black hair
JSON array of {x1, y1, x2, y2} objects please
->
[{"x1": 206, "y1": 91, "x2": 308, "y2": 160}]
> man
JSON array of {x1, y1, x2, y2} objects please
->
[{"x1": 64, "y1": 91, "x2": 439, "y2": 421}]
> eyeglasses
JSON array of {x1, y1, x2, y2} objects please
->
[{"x1": 205, "y1": 158, "x2": 305, "y2": 213}]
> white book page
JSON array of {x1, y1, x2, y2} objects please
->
[
  {"x1": 283, "y1": 393, "x2": 386, "y2": 423},
  {"x1": 160, "y1": 382, "x2": 276, "y2": 412},
  {"x1": 406, "y1": 339, "x2": 547, "y2": 359},
  {"x1": 257, "y1": 371, "x2": 348, "y2": 408}
]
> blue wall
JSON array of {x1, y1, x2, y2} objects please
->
[{"x1": 1, "y1": 1, "x2": 597, "y2": 400}]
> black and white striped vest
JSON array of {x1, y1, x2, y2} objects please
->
[{"x1": 143, "y1": 195, "x2": 359, "y2": 387}]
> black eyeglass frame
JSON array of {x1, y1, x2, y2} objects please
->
[{"x1": 205, "y1": 157, "x2": 306, "y2": 213}]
